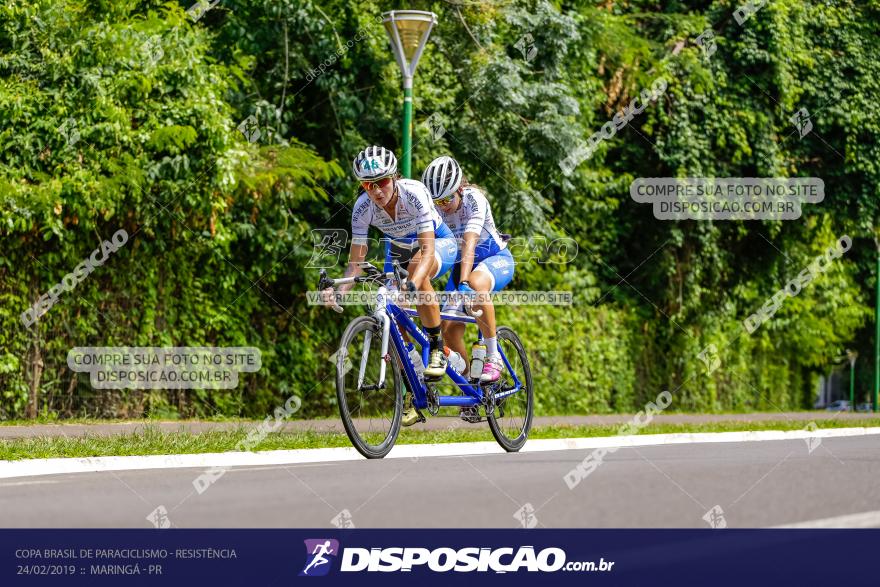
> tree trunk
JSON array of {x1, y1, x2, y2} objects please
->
[{"x1": 28, "y1": 331, "x2": 43, "y2": 419}]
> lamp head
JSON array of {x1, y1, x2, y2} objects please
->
[{"x1": 382, "y1": 10, "x2": 438, "y2": 79}]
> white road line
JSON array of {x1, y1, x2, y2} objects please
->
[
  {"x1": 0, "y1": 479, "x2": 60, "y2": 487},
  {"x1": 0, "y1": 427, "x2": 878, "y2": 480},
  {"x1": 774, "y1": 510, "x2": 880, "y2": 528}
]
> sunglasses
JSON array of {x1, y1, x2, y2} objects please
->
[
  {"x1": 361, "y1": 177, "x2": 393, "y2": 192},
  {"x1": 434, "y1": 193, "x2": 456, "y2": 206}
]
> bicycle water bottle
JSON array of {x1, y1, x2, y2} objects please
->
[
  {"x1": 444, "y1": 347, "x2": 467, "y2": 376},
  {"x1": 408, "y1": 344, "x2": 425, "y2": 379},
  {"x1": 469, "y1": 341, "x2": 487, "y2": 380}
]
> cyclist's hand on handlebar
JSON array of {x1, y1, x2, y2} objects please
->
[
  {"x1": 458, "y1": 282, "x2": 477, "y2": 302},
  {"x1": 404, "y1": 280, "x2": 416, "y2": 293},
  {"x1": 321, "y1": 287, "x2": 344, "y2": 313},
  {"x1": 458, "y1": 282, "x2": 483, "y2": 317}
]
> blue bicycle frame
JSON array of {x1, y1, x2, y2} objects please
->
[{"x1": 373, "y1": 287, "x2": 523, "y2": 410}]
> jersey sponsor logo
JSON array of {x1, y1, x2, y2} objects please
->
[
  {"x1": 353, "y1": 196, "x2": 371, "y2": 215},
  {"x1": 467, "y1": 195, "x2": 479, "y2": 215},
  {"x1": 406, "y1": 189, "x2": 424, "y2": 211}
]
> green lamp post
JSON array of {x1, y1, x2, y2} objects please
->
[{"x1": 382, "y1": 10, "x2": 437, "y2": 178}]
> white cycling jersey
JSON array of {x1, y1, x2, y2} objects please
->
[
  {"x1": 351, "y1": 179, "x2": 451, "y2": 248},
  {"x1": 438, "y1": 186, "x2": 507, "y2": 261}
]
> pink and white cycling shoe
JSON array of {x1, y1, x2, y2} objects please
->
[{"x1": 480, "y1": 356, "x2": 503, "y2": 383}]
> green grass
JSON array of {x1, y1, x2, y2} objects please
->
[
  {"x1": 0, "y1": 415, "x2": 343, "y2": 426},
  {"x1": 2, "y1": 418, "x2": 880, "y2": 461},
  {"x1": 0, "y1": 408, "x2": 844, "y2": 426}
]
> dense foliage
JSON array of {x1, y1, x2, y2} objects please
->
[{"x1": 1, "y1": 0, "x2": 878, "y2": 419}]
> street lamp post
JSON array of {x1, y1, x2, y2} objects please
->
[{"x1": 382, "y1": 10, "x2": 437, "y2": 178}]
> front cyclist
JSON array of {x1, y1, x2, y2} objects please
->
[
  {"x1": 421, "y1": 156, "x2": 515, "y2": 385},
  {"x1": 325, "y1": 146, "x2": 457, "y2": 426}
]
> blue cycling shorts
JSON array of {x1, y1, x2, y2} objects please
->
[
  {"x1": 445, "y1": 247, "x2": 515, "y2": 292},
  {"x1": 383, "y1": 236, "x2": 457, "y2": 280}
]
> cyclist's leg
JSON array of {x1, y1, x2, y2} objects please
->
[
  {"x1": 386, "y1": 243, "x2": 426, "y2": 427},
  {"x1": 387, "y1": 241, "x2": 414, "y2": 337},
  {"x1": 465, "y1": 269, "x2": 496, "y2": 338},
  {"x1": 405, "y1": 237, "x2": 454, "y2": 379},
  {"x1": 382, "y1": 238, "x2": 393, "y2": 272},
  {"x1": 444, "y1": 321, "x2": 468, "y2": 362},
  {"x1": 406, "y1": 236, "x2": 457, "y2": 330},
  {"x1": 469, "y1": 248, "x2": 515, "y2": 338},
  {"x1": 469, "y1": 249, "x2": 515, "y2": 382},
  {"x1": 432, "y1": 236, "x2": 457, "y2": 280},
  {"x1": 406, "y1": 251, "x2": 440, "y2": 328}
]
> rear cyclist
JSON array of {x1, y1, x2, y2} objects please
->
[
  {"x1": 421, "y1": 156, "x2": 515, "y2": 385},
  {"x1": 323, "y1": 146, "x2": 457, "y2": 426}
]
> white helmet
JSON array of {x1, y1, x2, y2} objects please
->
[
  {"x1": 353, "y1": 145, "x2": 398, "y2": 181},
  {"x1": 422, "y1": 156, "x2": 463, "y2": 200}
]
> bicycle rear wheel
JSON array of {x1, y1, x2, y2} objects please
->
[
  {"x1": 487, "y1": 326, "x2": 534, "y2": 452},
  {"x1": 336, "y1": 316, "x2": 402, "y2": 458}
]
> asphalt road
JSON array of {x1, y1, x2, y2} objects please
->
[{"x1": 2, "y1": 435, "x2": 879, "y2": 528}]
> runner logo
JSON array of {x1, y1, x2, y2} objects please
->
[{"x1": 300, "y1": 539, "x2": 340, "y2": 577}]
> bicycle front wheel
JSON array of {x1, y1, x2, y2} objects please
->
[
  {"x1": 487, "y1": 326, "x2": 534, "y2": 452},
  {"x1": 336, "y1": 316, "x2": 403, "y2": 458}
]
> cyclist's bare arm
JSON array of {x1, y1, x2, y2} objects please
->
[
  {"x1": 458, "y1": 232, "x2": 479, "y2": 284},
  {"x1": 338, "y1": 243, "x2": 368, "y2": 294},
  {"x1": 321, "y1": 244, "x2": 367, "y2": 310}
]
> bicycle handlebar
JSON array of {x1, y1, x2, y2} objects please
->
[
  {"x1": 317, "y1": 263, "x2": 414, "y2": 313},
  {"x1": 318, "y1": 264, "x2": 404, "y2": 289}
]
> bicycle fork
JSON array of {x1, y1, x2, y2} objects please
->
[{"x1": 358, "y1": 307, "x2": 392, "y2": 390}]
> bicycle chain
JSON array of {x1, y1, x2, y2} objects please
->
[
  {"x1": 480, "y1": 382, "x2": 496, "y2": 418},
  {"x1": 426, "y1": 384, "x2": 440, "y2": 416}
]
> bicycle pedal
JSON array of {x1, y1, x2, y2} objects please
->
[{"x1": 459, "y1": 407, "x2": 482, "y2": 424}]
